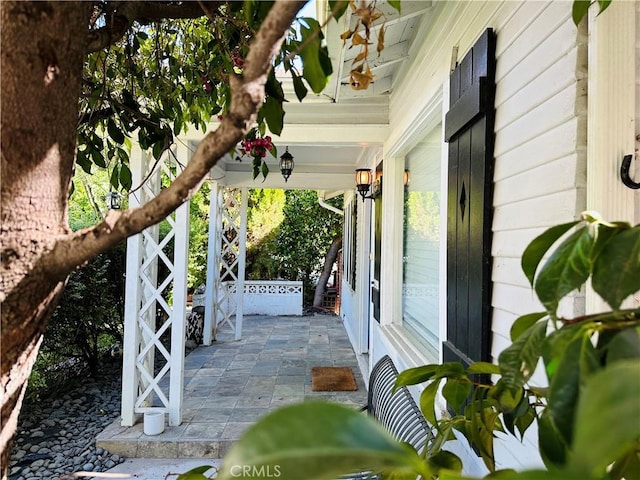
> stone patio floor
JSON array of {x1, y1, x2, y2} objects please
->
[{"x1": 96, "y1": 314, "x2": 368, "y2": 459}]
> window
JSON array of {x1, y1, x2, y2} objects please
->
[{"x1": 401, "y1": 125, "x2": 442, "y2": 350}]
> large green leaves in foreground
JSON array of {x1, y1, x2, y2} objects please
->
[
  {"x1": 392, "y1": 213, "x2": 640, "y2": 478},
  {"x1": 216, "y1": 401, "x2": 429, "y2": 480},
  {"x1": 570, "y1": 360, "x2": 640, "y2": 477}
]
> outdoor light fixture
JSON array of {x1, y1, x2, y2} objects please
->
[
  {"x1": 404, "y1": 170, "x2": 411, "y2": 187},
  {"x1": 355, "y1": 168, "x2": 384, "y2": 202},
  {"x1": 279, "y1": 147, "x2": 294, "y2": 182},
  {"x1": 105, "y1": 191, "x2": 122, "y2": 210}
]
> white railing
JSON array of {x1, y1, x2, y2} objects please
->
[{"x1": 192, "y1": 280, "x2": 303, "y2": 317}]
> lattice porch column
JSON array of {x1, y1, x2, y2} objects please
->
[
  {"x1": 121, "y1": 144, "x2": 190, "y2": 427},
  {"x1": 203, "y1": 187, "x2": 247, "y2": 343},
  {"x1": 203, "y1": 181, "x2": 221, "y2": 345}
]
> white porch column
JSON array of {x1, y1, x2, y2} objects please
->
[
  {"x1": 168, "y1": 143, "x2": 190, "y2": 426},
  {"x1": 121, "y1": 145, "x2": 145, "y2": 426},
  {"x1": 203, "y1": 181, "x2": 221, "y2": 345},
  {"x1": 120, "y1": 145, "x2": 190, "y2": 427},
  {"x1": 586, "y1": 2, "x2": 638, "y2": 313},
  {"x1": 203, "y1": 187, "x2": 245, "y2": 341},
  {"x1": 235, "y1": 188, "x2": 248, "y2": 340}
]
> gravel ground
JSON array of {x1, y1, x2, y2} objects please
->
[{"x1": 8, "y1": 359, "x2": 126, "y2": 479}]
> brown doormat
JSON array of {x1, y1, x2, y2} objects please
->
[{"x1": 311, "y1": 366, "x2": 358, "y2": 392}]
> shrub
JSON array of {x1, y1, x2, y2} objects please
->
[{"x1": 40, "y1": 242, "x2": 126, "y2": 377}]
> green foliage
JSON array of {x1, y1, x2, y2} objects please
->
[
  {"x1": 42, "y1": 242, "x2": 126, "y2": 376},
  {"x1": 215, "y1": 213, "x2": 639, "y2": 480},
  {"x1": 273, "y1": 191, "x2": 343, "y2": 303},
  {"x1": 572, "y1": 0, "x2": 612, "y2": 25},
  {"x1": 188, "y1": 182, "x2": 212, "y2": 290},
  {"x1": 79, "y1": 3, "x2": 335, "y2": 192},
  {"x1": 245, "y1": 189, "x2": 285, "y2": 279},
  {"x1": 244, "y1": 189, "x2": 342, "y2": 304},
  {"x1": 240, "y1": 189, "x2": 345, "y2": 305},
  {"x1": 217, "y1": 402, "x2": 431, "y2": 480},
  {"x1": 68, "y1": 168, "x2": 125, "y2": 230}
]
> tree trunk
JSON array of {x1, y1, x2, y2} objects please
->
[
  {"x1": 0, "y1": 2, "x2": 90, "y2": 474},
  {"x1": 313, "y1": 237, "x2": 343, "y2": 308},
  {"x1": 0, "y1": 1, "x2": 305, "y2": 475}
]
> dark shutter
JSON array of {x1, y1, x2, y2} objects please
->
[
  {"x1": 443, "y1": 29, "x2": 496, "y2": 366},
  {"x1": 350, "y1": 200, "x2": 357, "y2": 289}
]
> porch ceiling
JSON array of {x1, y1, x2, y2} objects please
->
[{"x1": 184, "y1": 0, "x2": 432, "y2": 191}]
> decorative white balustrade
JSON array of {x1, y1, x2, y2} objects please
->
[{"x1": 193, "y1": 281, "x2": 303, "y2": 330}]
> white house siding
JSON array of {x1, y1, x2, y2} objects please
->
[
  {"x1": 340, "y1": 192, "x2": 365, "y2": 355},
  {"x1": 367, "y1": 0, "x2": 588, "y2": 474}
]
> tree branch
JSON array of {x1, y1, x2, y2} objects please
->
[
  {"x1": 86, "y1": 1, "x2": 224, "y2": 53},
  {"x1": 47, "y1": 0, "x2": 307, "y2": 279}
]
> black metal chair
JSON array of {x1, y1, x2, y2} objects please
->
[{"x1": 341, "y1": 355, "x2": 434, "y2": 479}]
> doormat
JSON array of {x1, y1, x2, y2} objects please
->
[{"x1": 311, "y1": 367, "x2": 357, "y2": 392}]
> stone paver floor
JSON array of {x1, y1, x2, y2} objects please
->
[{"x1": 97, "y1": 314, "x2": 367, "y2": 458}]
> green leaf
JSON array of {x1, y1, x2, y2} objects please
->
[
  {"x1": 497, "y1": 385, "x2": 523, "y2": 414},
  {"x1": 522, "y1": 221, "x2": 579, "y2": 287},
  {"x1": 572, "y1": 0, "x2": 590, "y2": 25},
  {"x1": 592, "y1": 226, "x2": 640, "y2": 310},
  {"x1": 260, "y1": 161, "x2": 269, "y2": 181},
  {"x1": 261, "y1": 96, "x2": 284, "y2": 136},
  {"x1": 152, "y1": 140, "x2": 165, "y2": 160},
  {"x1": 440, "y1": 470, "x2": 585, "y2": 480},
  {"x1": 119, "y1": 163, "x2": 132, "y2": 191},
  {"x1": 510, "y1": 312, "x2": 547, "y2": 342},
  {"x1": 428, "y1": 420, "x2": 457, "y2": 455},
  {"x1": 434, "y1": 362, "x2": 466, "y2": 380},
  {"x1": 570, "y1": 361, "x2": 640, "y2": 477},
  {"x1": 329, "y1": 0, "x2": 349, "y2": 20},
  {"x1": 107, "y1": 118, "x2": 125, "y2": 144},
  {"x1": 174, "y1": 114, "x2": 184, "y2": 135},
  {"x1": 91, "y1": 148, "x2": 106, "y2": 168},
  {"x1": 110, "y1": 165, "x2": 120, "y2": 190},
  {"x1": 535, "y1": 226, "x2": 594, "y2": 314},
  {"x1": 542, "y1": 324, "x2": 585, "y2": 380},
  {"x1": 499, "y1": 320, "x2": 547, "y2": 393},
  {"x1": 387, "y1": 0, "x2": 401, "y2": 13},
  {"x1": 538, "y1": 409, "x2": 569, "y2": 468},
  {"x1": 502, "y1": 390, "x2": 528, "y2": 436},
  {"x1": 291, "y1": 72, "x2": 308, "y2": 102},
  {"x1": 609, "y1": 447, "x2": 640, "y2": 480},
  {"x1": 427, "y1": 450, "x2": 462, "y2": 474},
  {"x1": 394, "y1": 364, "x2": 438, "y2": 390},
  {"x1": 419, "y1": 379, "x2": 442, "y2": 427},
  {"x1": 605, "y1": 327, "x2": 640, "y2": 364},
  {"x1": 590, "y1": 222, "x2": 626, "y2": 262},
  {"x1": 265, "y1": 70, "x2": 285, "y2": 102},
  {"x1": 597, "y1": 0, "x2": 612, "y2": 17},
  {"x1": 176, "y1": 465, "x2": 217, "y2": 480},
  {"x1": 217, "y1": 401, "x2": 429, "y2": 480},
  {"x1": 76, "y1": 150, "x2": 93, "y2": 174},
  {"x1": 466, "y1": 362, "x2": 501, "y2": 376},
  {"x1": 465, "y1": 396, "x2": 498, "y2": 472},
  {"x1": 300, "y1": 19, "x2": 331, "y2": 93},
  {"x1": 546, "y1": 335, "x2": 598, "y2": 447},
  {"x1": 514, "y1": 404, "x2": 536, "y2": 440},
  {"x1": 442, "y1": 378, "x2": 472, "y2": 414}
]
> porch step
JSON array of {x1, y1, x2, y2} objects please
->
[{"x1": 96, "y1": 420, "x2": 234, "y2": 458}]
